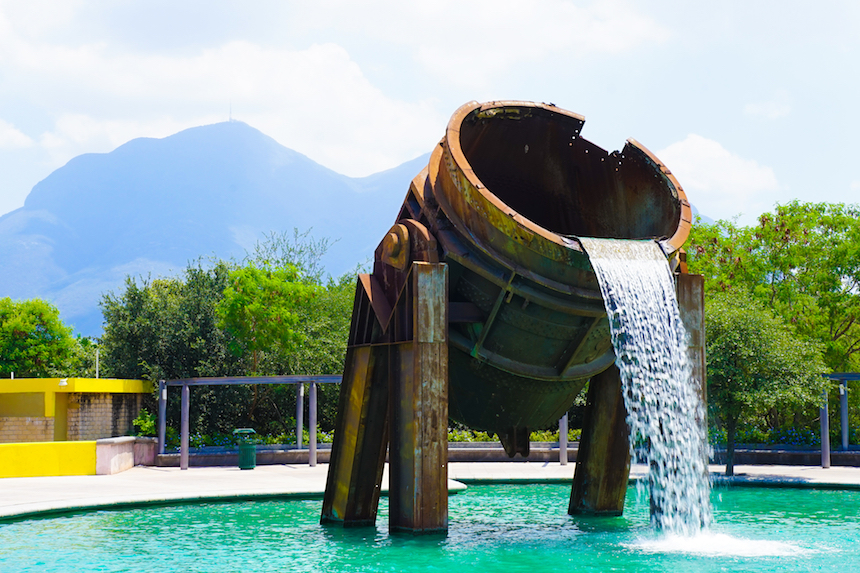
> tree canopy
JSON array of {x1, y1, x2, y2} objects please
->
[
  {"x1": 705, "y1": 290, "x2": 828, "y2": 475},
  {"x1": 100, "y1": 260, "x2": 240, "y2": 382},
  {"x1": 688, "y1": 201, "x2": 860, "y2": 372},
  {"x1": 216, "y1": 263, "x2": 316, "y2": 373},
  {"x1": 99, "y1": 231, "x2": 357, "y2": 436},
  {"x1": 0, "y1": 297, "x2": 77, "y2": 378}
]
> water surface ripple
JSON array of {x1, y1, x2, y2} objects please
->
[{"x1": 1, "y1": 485, "x2": 858, "y2": 572}]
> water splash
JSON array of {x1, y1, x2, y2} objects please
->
[
  {"x1": 580, "y1": 238, "x2": 711, "y2": 534},
  {"x1": 627, "y1": 532, "x2": 812, "y2": 557}
]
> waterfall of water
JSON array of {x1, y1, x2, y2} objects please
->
[{"x1": 579, "y1": 237, "x2": 711, "y2": 534}]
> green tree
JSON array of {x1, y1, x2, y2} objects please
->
[
  {"x1": 100, "y1": 260, "x2": 240, "y2": 381},
  {"x1": 243, "y1": 229, "x2": 358, "y2": 431},
  {"x1": 0, "y1": 298, "x2": 76, "y2": 378},
  {"x1": 100, "y1": 260, "x2": 254, "y2": 435},
  {"x1": 216, "y1": 263, "x2": 317, "y2": 373},
  {"x1": 262, "y1": 270, "x2": 356, "y2": 431},
  {"x1": 249, "y1": 228, "x2": 337, "y2": 285},
  {"x1": 99, "y1": 230, "x2": 357, "y2": 437},
  {"x1": 688, "y1": 201, "x2": 860, "y2": 372},
  {"x1": 706, "y1": 290, "x2": 827, "y2": 475},
  {"x1": 69, "y1": 336, "x2": 101, "y2": 378}
]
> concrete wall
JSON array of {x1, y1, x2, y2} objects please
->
[
  {"x1": 0, "y1": 378, "x2": 150, "y2": 444},
  {"x1": 0, "y1": 416, "x2": 54, "y2": 443},
  {"x1": 66, "y1": 393, "x2": 143, "y2": 441},
  {"x1": 95, "y1": 437, "x2": 136, "y2": 475}
]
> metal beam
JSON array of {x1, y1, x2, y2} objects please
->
[
  {"x1": 389, "y1": 262, "x2": 449, "y2": 533},
  {"x1": 309, "y1": 382, "x2": 318, "y2": 467},
  {"x1": 321, "y1": 344, "x2": 390, "y2": 526},
  {"x1": 676, "y1": 273, "x2": 706, "y2": 418},
  {"x1": 821, "y1": 389, "x2": 831, "y2": 469},
  {"x1": 840, "y1": 381, "x2": 849, "y2": 451},
  {"x1": 824, "y1": 373, "x2": 860, "y2": 381},
  {"x1": 165, "y1": 375, "x2": 341, "y2": 386},
  {"x1": 296, "y1": 383, "x2": 304, "y2": 450},
  {"x1": 157, "y1": 380, "x2": 166, "y2": 455},
  {"x1": 180, "y1": 384, "x2": 190, "y2": 471},
  {"x1": 559, "y1": 413, "x2": 568, "y2": 466}
]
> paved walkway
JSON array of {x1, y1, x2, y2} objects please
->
[{"x1": 2, "y1": 462, "x2": 860, "y2": 521}]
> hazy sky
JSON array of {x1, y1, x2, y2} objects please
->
[{"x1": 1, "y1": 0, "x2": 858, "y2": 225}]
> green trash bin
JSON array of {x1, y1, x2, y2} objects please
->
[{"x1": 233, "y1": 428, "x2": 257, "y2": 470}]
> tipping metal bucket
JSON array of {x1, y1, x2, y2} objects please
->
[
  {"x1": 405, "y1": 101, "x2": 691, "y2": 454},
  {"x1": 322, "y1": 100, "x2": 695, "y2": 532}
]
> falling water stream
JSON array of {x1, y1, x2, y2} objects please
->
[{"x1": 580, "y1": 237, "x2": 711, "y2": 534}]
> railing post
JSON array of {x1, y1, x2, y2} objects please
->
[
  {"x1": 296, "y1": 382, "x2": 305, "y2": 450},
  {"x1": 157, "y1": 380, "x2": 167, "y2": 455},
  {"x1": 559, "y1": 413, "x2": 568, "y2": 466},
  {"x1": 309, "y1": 381, "x2": 318, "y2": 467},
  {"x1": 840, "y1": 381, "x2": 849, "y2": 451},
  {"x1": 181, "y1": 383, "x2": 190, "y2": 470},
  {"x1": 821, "y1": 388, "x2": 831, "y2": 469}
]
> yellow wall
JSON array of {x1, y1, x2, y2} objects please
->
[
  {"x1": 0, "y1": 378, "x2": 150, "y2": 444},
  {"x1": 54, "y1": 393, "x2": 68, "y2": 441},
  {"x1": 0, "y1": 378, "x2": 151, "y2": 396},
  {"x1": 0, "y1": 441, "x2": 96, "y2": 478},
  {"x1": 0, "y1": 393, "x2": 44, "y2": 417}
]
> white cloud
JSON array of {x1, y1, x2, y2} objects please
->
[
  {"x1": 2, "y1": 31, "x2": 443, "y2": 175},
  {"x1": 0, "y1": 1, "x2": 666, "y2": 183},
  {"x1": 851, "y1": 181, "x2": 860, "y2": 191},
  {"x1": 658, "y1": 134, "x2": 780, "y2": 225},
  {"x1": 0, "y1": 119, "x2": 34, "y2": 149},
  {"x1": 291, "y1": 0, "x2": 668, "y2": 89}
]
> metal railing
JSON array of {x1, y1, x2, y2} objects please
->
[
  {"x1": 821, "y1": 373, "x2": 860, "y2": 468},
  {"x1": 157, "y1": 376, "x2": 342, "y2": 470},
  {"x1": 158, "y1": 375, "x2": 574, "y2": 470}
]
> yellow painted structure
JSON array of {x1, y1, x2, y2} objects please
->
[
  {"x1": 0, "y1": 378, "x2": 151, "y2": 402},
  {"x1": 0, "y1": 378, "x2": 150, "y2": 477},
  {"x1": 0, "y1": 441, "x2": 97, "y2": 478},
  {"x1": 0, "y1": 377, "x2": 151, "y2": 443}
]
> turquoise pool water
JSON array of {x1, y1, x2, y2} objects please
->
[{"x1": 2, "y1": 484, "x2": 859, "y2": 572}]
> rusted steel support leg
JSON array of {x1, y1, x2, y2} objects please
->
[
  {"x1": 389, "y1": 262, "x2": 449, "y2": 534},
  {"x1": 675, "y1": 273, "x2": 706, "y2": 419},
  {"x1": 321, "y1": 344, "x2": 389, "y2": 526},
  {"x1": 569, "y1": 364, "x2": 630, "y2": 515}
]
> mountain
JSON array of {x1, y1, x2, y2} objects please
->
[
  {"x1": 0, "y1": 121, "x2": 430, "y2": 336},
  {"x1": 690, "y1": 204, "x2": 714, "y2": 225}
]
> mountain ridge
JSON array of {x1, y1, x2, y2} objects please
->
[{"x1": 1, "y1": 121, "x2": 430, "y2": 335}]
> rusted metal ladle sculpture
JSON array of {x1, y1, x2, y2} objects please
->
[{"x1": 321, "y1": 101, "x2": 704, "y2": 533}]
